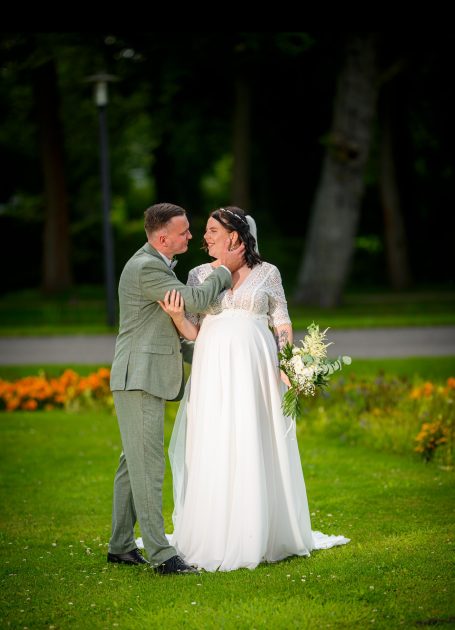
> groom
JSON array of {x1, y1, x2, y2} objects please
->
[{"x1": 107, "y1": 202, "x2": 244, "y2": 575}]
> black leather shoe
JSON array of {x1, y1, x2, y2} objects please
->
[
  {"x1": 107, "y1": 548, "x2": 149, "y2": 565},
  {"x1": 155, "y1": 555, "x2": 200, "y2": 575}
]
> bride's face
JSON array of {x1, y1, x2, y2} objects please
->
[{"x1": 204, "y1": 217, "x2": 237, "y2": 258}]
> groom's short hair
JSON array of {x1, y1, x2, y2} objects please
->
[{"x1": 144, "y1": 203, "x2": 186, "y2": 235}]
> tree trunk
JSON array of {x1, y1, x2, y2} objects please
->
[
  {"x1": 34, "y1": 59, "x2": 72, "y2": 293},
  {"x1": 231, "y1": 71, "x2": 251, "y2": 210},
  {"x1": 379, "y1": 82, "x2": 412, "y2": 290},
  {"x1": 294, "y1": 34, "x2": 378, "y2": 307}
]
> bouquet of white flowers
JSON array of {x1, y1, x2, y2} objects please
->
[{"x1": 278, "y1": 322, "x2": 351, "y2": 420}]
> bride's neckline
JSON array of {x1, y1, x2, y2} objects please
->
[{"x1": 209, "y1": 262, "x2": 259, "y2": 294}]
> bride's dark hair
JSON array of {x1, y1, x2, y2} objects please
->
[{"x1": 204, "y1": 206, "x2": 262, "y2": 269}]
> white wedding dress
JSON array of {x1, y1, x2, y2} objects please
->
[{"x1": 139, "y1": 261, "x2": 349, "y2": 571}]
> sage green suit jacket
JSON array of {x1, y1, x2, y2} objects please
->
[{"x1": 110, "y1": 243, "x2": 231, "y2": 401}]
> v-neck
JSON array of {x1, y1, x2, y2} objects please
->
[
  {"x1": 230, "y1": 268, "x2": 254, "y2": 293},
  {"x1": 207, "y1": 262, "x2": 259, "y2": 294}
]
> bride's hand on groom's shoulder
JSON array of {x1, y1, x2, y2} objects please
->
[{"x1": 158, "y1": 289, "x2": 185, "y2": 323}]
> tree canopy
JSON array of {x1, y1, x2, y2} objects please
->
[{"x1": 0, "y1": 32, "x2": 453, "y2": 299}]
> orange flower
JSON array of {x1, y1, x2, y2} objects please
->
[
  {"x1": 423, "y1": 382, "x2": 434, "y2": 397},
  {"x1": 414, "y1": 418, "x2": 450, "y2": 462},
  {"x1": 6, "y1": 398, "x2": 20, "y2": 411},
  {"x1": 410, "y1": 387, "x2": 422, "y2": 400},
  {"x1": 22, "y1": 399, "x2": 38, "y2": 411}
]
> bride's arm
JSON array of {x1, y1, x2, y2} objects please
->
[
  {"x1": 158, "y1": 289, "x2": 199, "y2": 341},
  {"x1": 268, "y1": 265, "x2": 293, "y2": 387},
  {"x1": 273, "y1": 324, "x2": 293, "y2": 387},
  {"x1": 273, "y1": 324, "x2": 293, "y2": 350}
]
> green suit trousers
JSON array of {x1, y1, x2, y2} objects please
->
[{"x1": 108, "y1": 390, "x2": 176, "y2": 565}]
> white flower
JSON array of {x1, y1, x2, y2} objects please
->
[
  {"x1": 290, "y1": 356, "x2": 305, "y2": 375},
  {"x1": 300, "y1": 323, "x2": 332, "y2": 360}
]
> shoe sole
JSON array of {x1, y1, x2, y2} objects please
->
[
  {"x1": 155, "y1": 569, "x2": 201, "y2": 575},
  {"x1": 107, "y1": 555, "x2": 148, "y2": 566}
]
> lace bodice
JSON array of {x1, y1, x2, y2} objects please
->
[{"x1": 185, "y1": 261, "x2": 291, "y2": 329}]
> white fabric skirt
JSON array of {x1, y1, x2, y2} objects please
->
[{"x1": 139, "y1": 310, "x2": 349, "y2": 571}]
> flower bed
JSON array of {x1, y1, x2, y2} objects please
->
[
  {"x1": 1, "y1": 368, "x2": 453, "y2": 465},
  {"x1": 299, "y1": 375, "x2": 455, "y2": 466},
  {"x1": 0, "y1": 368, "x2": 112, "y2": 412}
]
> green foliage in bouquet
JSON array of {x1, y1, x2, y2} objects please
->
[{"x1": 278, "y1": 323, "x2": 351, "y2": 420}]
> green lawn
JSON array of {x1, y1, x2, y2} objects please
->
[
  {"x1": 290, "y1": 290, "x2": 455, "y2": 330},
  {"x1": 1, "y1": 287, "x2": 454, "y2": 335},
  {"x1": 1, "y1": 360, "x2": 454, "y2": 628}
]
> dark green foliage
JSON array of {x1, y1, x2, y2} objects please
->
[{"x1": 0, "y1": 33, "x2": 454, "y2": 293}]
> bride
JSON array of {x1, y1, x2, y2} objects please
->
[{"x1": 157, "y1": 206, "x2": 349, "y2": 572}]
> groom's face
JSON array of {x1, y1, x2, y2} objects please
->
[{"x1": 164, "y1": 215, "x2": 192, "y2": 256}]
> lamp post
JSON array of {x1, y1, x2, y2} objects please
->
[{"x1": 87, "y1": 73, "x2": 118, "y2": 327}]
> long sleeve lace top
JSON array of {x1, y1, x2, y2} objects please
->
[{"x1": 185, "y1": 261, "x2": 291, "y2": 329}]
